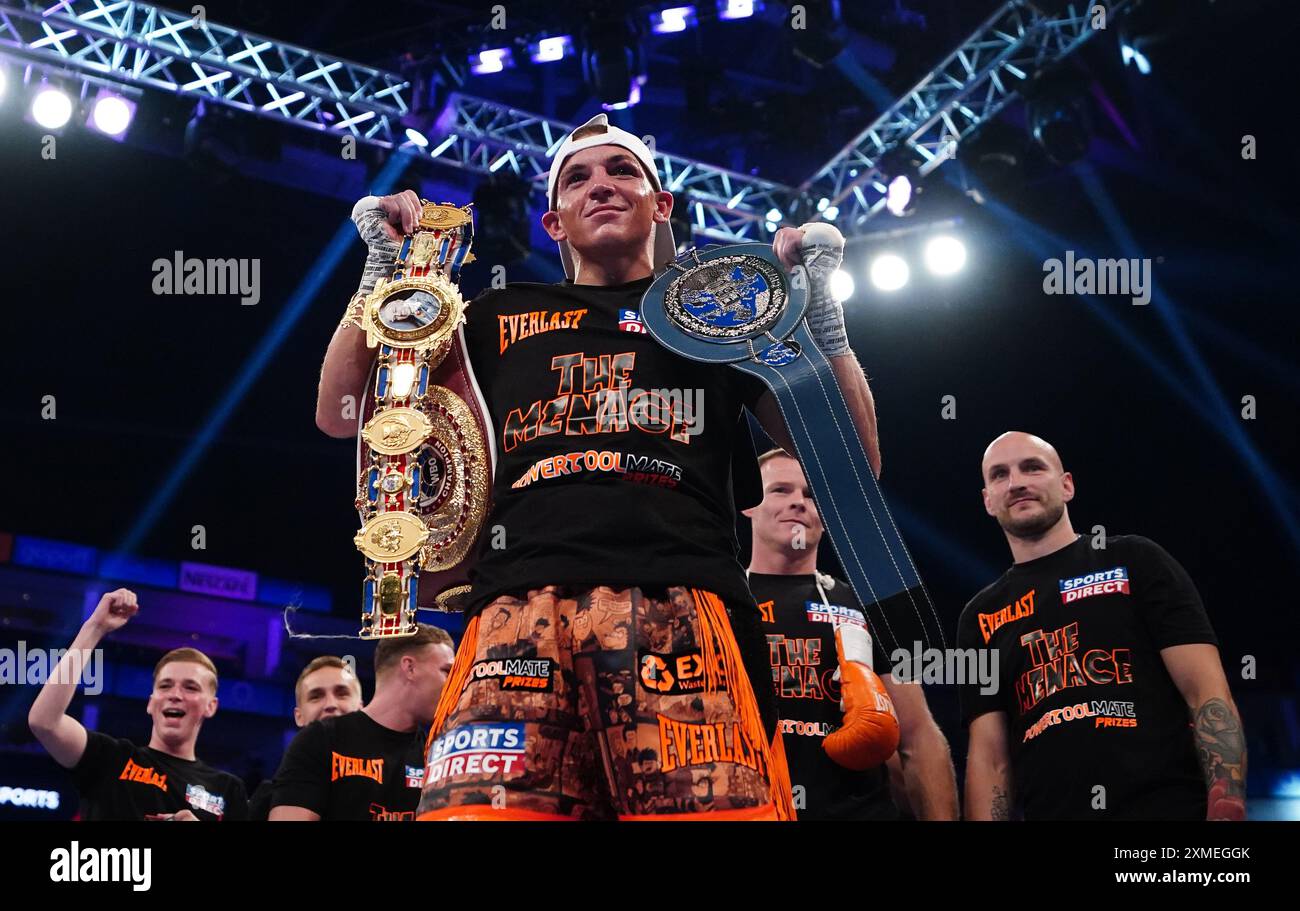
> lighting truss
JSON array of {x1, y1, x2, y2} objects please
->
[{"x1": 800, "y1": 0, "x2": 1133, "y2": 231}]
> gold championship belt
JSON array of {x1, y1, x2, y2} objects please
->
[{"x1": 352, "y1": 201, "x2": 494, "y2": 638}]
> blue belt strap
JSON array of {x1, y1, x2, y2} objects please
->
[{"x1": 641, "y1": 244, "x2": 944, "y2": 653}]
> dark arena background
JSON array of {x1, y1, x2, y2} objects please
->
[{"x1": 0, "y1": 0, "x2": 1296, "y2": 879}]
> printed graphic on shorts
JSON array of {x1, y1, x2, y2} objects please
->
[
  {"x1": 417, "y1": 586, "x2": 773, "y2": 819},
  {"x1": 572, "y1": 589, "x2": 633, "y2": 653},
  {"x1": 470, "y1": 656, "x2": 556, "y2": 691},
  {"x1": 426, "y1": 722, "x2": 527, "y2": 785},
  {"x1": 590, "y1": 650, "x2": 638, "y2": 728},
  {"x1": 656, "y1": 715, "x2": 769, "y2": 776},
  {"x1": 637, "y1": 649, "x2": 707, "y2": 695}
]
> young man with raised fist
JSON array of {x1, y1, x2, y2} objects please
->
[{"x1": 28, "y1": 588, "x2": 247, "y2": 821}]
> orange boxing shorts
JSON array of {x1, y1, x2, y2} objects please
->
[{"x1": 418, "y1": 584, "x2": 794, "y2": 821}]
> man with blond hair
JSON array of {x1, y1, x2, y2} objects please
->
[
  {"x1": 248, "y1": 655, "x2": 364, "y2": 819},
  {"x1": 29, "y1": 588, "x2": 248, "y2": 820},
  {"x1": 270, "y1": 624, "x2": 453, "y2": 821}
]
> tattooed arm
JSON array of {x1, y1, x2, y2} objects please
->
[
  {"x1": 965, "y1": 710, "x2": 1014, "y2": 820},
  {"x1": 1161, "y1": 643, "x2": 1247, "y2": 821}
]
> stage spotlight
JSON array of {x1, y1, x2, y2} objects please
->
[
  {"x1": 718, "y1": 0, "x2": 759, "y2": 19},
  {"x1": 1025, "y1": 73, "x2": 1092, "y2": 166},
  {"x1": 0, "y1": 67, "x2": 6, "y2": 99},
  {"x1": 830, "y1": 267, "x2": 854, "y2": 302},
  {"x1": 89, "y1": 90, "x2": 136, "y2": 138},
  {"x1": 470, "y1": 47, "x2": 513, "y2": 75},
  {"x1": 924, "y1": 235, "x2": 966, "y2": 276},
  {"x1": 878, "y1": 145, "x2": 923, "y2": 217},
  {"x1": 651, "y1": 7, "x2": 696, "y2": 34},
  {"x1": 530, "y1": 36, "x2": 572, "y2": 63},
  {"x1": 582, "y1": 14, "x2": 646, "y2": 110},
  {"x1": 885, "y1": 175, "x2": 912, "y2": 217},
  {"x1": 403, "y1": 128, "x2": 430, "y2": 148},
  {"x1": 32, "y1": 86, "x2": 73, "y2": 130},
  {"x1": 870, "y1": 253, "x2": 909, "y2": 292},
  {"x1": 1120, "y1": 42, "x2": 1151, "y2": 75},
  {"x1": 1117, "y1": 0, "x2": 1199, "y2": 76}
]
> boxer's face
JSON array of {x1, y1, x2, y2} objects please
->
[
  {"x1": 294, "y1": 665, "x2": 362, "y2": 727},
  {"x1": 147, "y1": 661, "x2": 217, "y2": 743},
  {"x1": 981, "y1": 434, "x2": 1073, "y2": 538},
  {"x1": 748, "y1": 456, "x2": 825, "y2": 555},
  {"x1": 543, "y1": 145, "x2": 671, "y2": 269}
]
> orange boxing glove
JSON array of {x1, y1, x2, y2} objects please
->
[{"x1": 822, "y1": 623, "x2": 900, "y2": 771}]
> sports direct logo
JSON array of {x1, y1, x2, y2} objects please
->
[
  {"x1": 1059, "y1": 567, "x2": 1129, "y2": 604},
  {"x1": 619, "y1": 309, "x2": 646, "y2": 333},
  {"x1": 805, "y1": 600, "x2": 866, "y2": 629},
  {"x1": 404, "y1": 765, "x2": 425, "y2": 789},
  {"x1": 426, "y1": 723, "x2": 526, "y2": 785},
  {"x1": 184, "y1": 784, "x2": 225, "y2": 818}
]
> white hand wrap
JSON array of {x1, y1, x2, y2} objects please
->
[
  {"x1": 798, "y1": 221, "x2": 851, "y2": 357},
  {"x1": 351, "y1": 195, "x2": 401, "y2": 297}
]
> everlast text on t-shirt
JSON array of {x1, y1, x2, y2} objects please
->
[
  {"x1": 461, "y1": 277, "x2": 767, "y2": 615},
  {"x1": 71, "y1": 731, "x2": 249, "y2": 821},
  {"x1": 956, "y1": 535, "x2": 1217, "y2": 820},
  {"x1": 270, "y1": 710, "x2": 426, "y2": 821},
  {"x1": 747, "y1": 572, "x2": 898, "y2": 820}
]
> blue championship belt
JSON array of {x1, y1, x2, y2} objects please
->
[{"x1": 640, "y1": 244, "x2": 943, "y2": 653}]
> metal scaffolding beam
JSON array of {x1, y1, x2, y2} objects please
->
[
  {"x1": 801, "y1": 0, "x2": 1132, "y2": 232},
  {"x1": 0, "y1": 0, "x2": 412, "y2": 144},
  {"x1": 0, "y1": 0, "x2": 1133, "y2": 241}
]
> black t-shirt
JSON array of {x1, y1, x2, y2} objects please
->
[
  {"x1": 71, "y1": 730, "x2": 248, "y2": 821},
  {"x1": 247, "y1": 779, "x2": 272, "y2": 821},
  {"x1": 956, "y1": 534, "x2": 1216, "y2": 820},
  {"x1": 461, "y1": 277, "x2": 767, "y2": 615},
  {"x1": 747, "y1": 571, "x2": 898, "y2": 820},
  {"x1": 270, "y1": 710, "x2": 426, "y2": 820}
]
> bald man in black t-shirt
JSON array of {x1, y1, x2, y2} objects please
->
[{"x1": 960, "y1": 431, "x2": 1246, "y2": 820}]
